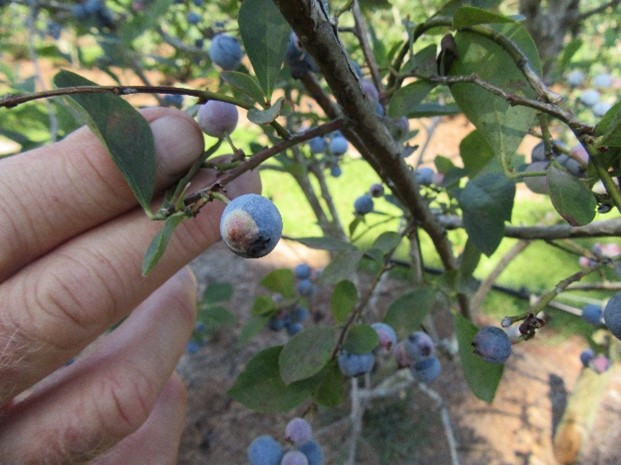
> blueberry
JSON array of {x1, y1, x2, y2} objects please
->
[
  {"x1": 187, "y1": 12, "x2": 201, "y2": 25},
  {"x1": 593, "y1": 101, "x2": 612, "y2": 117},
  {"x1": 369, "y1": 183, "x2": 384, "y2": 198},
  {"x1": 592, "y1": 72, "x2": 613, "y2": 89},
  {"x1": 209, "y1": 34, "x2": 243, "y2": 70},
  {"x1": 579, "y1": 88, "x2": 601, "y2": 107},
  {"x1": 523, "y1": 162, "x2": 549, "y2": 195},
  {"x1": 220, "y1": 194, "x2": 283, "y2": 258},
  {"x1": 47, "y1": 21, "x2": 62, "y2": 40},
  {"x1": 296, "y1": 279, "x2": 316, "y2": 297},
  {"x1": 472, "y1": 326, "x2": 512, "y2": 364},
  {"x1": 298, "y1": 440, "x2": 325, "y2": 465},
  {"x1": 603, "y1": 291, "x2": 621, "y2": 340},
  {"x1": 308, "y1": 136, "x2": 327, "y2": 154},
  {"x1": 294, "y1": 263, "x2": 312, "y2": 280},
  {"x1": 590, "y1": 354, "x2": 610, "y2": 373},
  {"x1": 414, "y1": 167, "x2": 434, "y2": 186},
  {"x1": 285, "y1": 417, "x2": 313, "y2": 446},
  {"x1": 566, "y1": 69, "x2": 585, "y2": 87},
  {"x1": 281, "y1": 450, "x2": 309, "y2": 465},
  {"x1": 186, "y1": 340, "x2": 200, "y2": 354},
  {"x1": 72, "y1": 4, "x2": 89, "y2": 20},
  {"x1": 162, "y1": 94, "x2": 184, "y2": 108},
  {"x1": 197, "y1": 100, "x2": 238, "y2": 138},
  {"x1": 329, "y1": 135, "x2": 348, "y2": 156},
  {"x1": 329, "y1": 165, "x2": 342, "y2": 178},
  {"x1": 268, "y1": 315, "x2": 286, "y2": 331},
  {"x1": 580, "y1": 348, "x2": 595, "y2": 367},
  {"x1": 286, "y1": 322, "x2": 304, "y2": 336},
  {"x1": 581, "y1": 304, "x2": 603, "y2": 326},
  {"x1": 404, "y1": 331, "x2": 434, "y2": 361},
  {"x1": 353, "y1": 194, "x2": 374, "y2": 215},
  {"x1": 292, "y1": 306, "x2": 310, "y2": 323},
  {"x1": 371, "y1": 322, "x2": 397, "y2": 351},
  {"x1": 411, "y1": 354, "x2": 441, "y2": 383},
  {"x1": 247, "y1": 435, "x2": 284, "y2": 465},
  {"x1": 337, "y1": 350, "x2": 375, "y2": 377},
  {"x1": 360, "y1": 79, "x2": 379, "y2": 105}
]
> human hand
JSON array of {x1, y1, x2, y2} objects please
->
[{"x1": 0, "y1": 107, "x2": 260, "y2": 464}]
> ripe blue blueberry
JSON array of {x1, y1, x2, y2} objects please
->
[
  {"x1": 268, "y1": 315, "x2": 287, "y2": 332},
  {"x1": 361, "y1": 79, "x2": 379, "y2": 105},
  {"x1": 186, "y1": 340, "x2": 200, "y2": 354},
  {"x1": 369, "y1": 183, "x2": 384, "y2": 198},
  {"x1": 197, "y1": 100, "x2": 238, "y2": 138},
  {"x1": 298, "y1": 440, "x2": 325, "y2": 465},
  {"x1": 579, "y1": 88, "x2": 601, "y2": 107},
  {"x1": 566, "y1": 69, "x2": 585, "y2": 87},
  {"x1": 308, "y1": 136, "x2": 327, "y2": 154},
  {"x1": 285, "y1": 417, "x2": 313, "y2": 446},
  {"x1": 371, "y1": 322, "x2": 397, "y2": 351},
  {"x1": 593, "y1": 72, "x2": 613, "y2": 89},
  {"x1": 337, "y1": 350, "x2": 375, "y2": 377},
  {"x1": 209, "y1": 34, "x2": 243, "y2": 70},
  {"x1": 281, "y1": 450, "x2": 309, "y2": 465},
  {"x1": 187, "y1": 12, "x2": 201, "y2": 25},
  {"x1": 580, "y1": 348, "x2": 595, "y2": 367},
  {"x1": 581, "y1": 304, "x2": 603, "y2": 326},
  {"x1": 287, "y1": 322, "x2": 304, "y2": 336},
  {"x1": 220, "y1": 194, "x2": 283, "y2": 258},
  {"x1": 329, "y1": 135, "x2": 348, "y2": 156},
  {"x1": 247, "y1": 435, "x2": 284, "y2": 465},
  {"x1": 603, "y1": 291, "x2": 621, "y2": 340},
  {"x1": 353, "y1": 194, "x2": 374, "y2": 215},
  {"x1": 404, "y1": 331, "x2": 434, "y2": 361},
  {"x1": 296, "y1": 279, "x2": 316, "y2": 297},
  {"x1": 411, "y1": 354, "x2": 441, "y2": 383},
  {"x1": 284, "y1": 31, "x2": 318, "y2": 78},
  {"x1": 294, "y1": 263, "x2": 312, "y2": 280},
  {"x1": 414, "y1": 167, "x2": 434, "y2": 186},
  {"x1": 72, "y1": 4, "x2": 89, "y2": 20},
  {"x1": 162, "y1": 94, "x2": 184, "y2": 108},
  {"x1": 329, "y1": 165, "x2": 342, "y2": 178},
  {"x1": 593, "y1": 101, "x2": 612, "y2": 118},
  {"x1": 472, "y1": 326, "x2": 512, "y2": 364},
  {"x1": 292, "y1": 306, "x2": 310, "y2": 323}
]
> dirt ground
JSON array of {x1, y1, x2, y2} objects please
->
[{"x1": 176, "y1": 240, "x2": 621, "y2": 465}]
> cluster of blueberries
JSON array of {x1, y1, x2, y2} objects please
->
[
  {"x1": 353, "y1": 183, "x2": 383, "y2": 216},
  {"x1": 307, "y1": 131, "x2": 349, "y2": 178},
  {"x1": 268, "y1": 263, "x2": 317, "y2": 336},
  {"x1": 336, "y1": 323, "x2": 444, "y2": 383},
  {"x1": 565, "y1": 69, "x2": 615, "y2": 118},
  {"x1": 522, "y1": 140, "x2": 588, "y2": 195},
  {"x1": 71, "y1": 0, "x2": 115, "y2": 29},
  {"x1": 248, "y1": 417, "x2": 324, "y2": 465},
  {"x1": 578, "y1": 242, "x2": 621, "y2": 277}
]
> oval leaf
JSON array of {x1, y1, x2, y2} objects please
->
[
  {"x1": 383, "y1": 286, "x2": 435, "y2": 337},
  {"x1": 279, "y1": 326, "x2": 336, "y2": 384},
  {"x1": 343, "y1": 325, "x2": 379, "y2": 354},
  {"x1": 247, "y1": 97, "x2": 285, "y2": 125},
  {"x1": 388, "y1": 81, "x2": 436, "y2": 118},
  {"x1": 221, "y1": 71, "x2": 266, "y2": 105},
  {"x1": 547, "y1": 164, "x2": 596, "y2": 226},
  {"x1": 238, "y1": 0, "x2": 290, "y2": 99},
  {"x1": 229, "y1": 346, "x2": 314, "y2": 412},
  {"x1": 141, "y1": 213, "x2": 186, "y2": 276},
  {"x1": 331, "y1": 280, "x2": 358, "y2": 324},
  {"x1": 53, "y1": 70, "x2": 156, "y2": 212},
  {"x1": 261, "y1": 268, "x2": 295, "y2": 298}
]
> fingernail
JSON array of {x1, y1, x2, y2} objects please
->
[{"x1": 150, "y1": 113, "x2": 205, "y2": 183}]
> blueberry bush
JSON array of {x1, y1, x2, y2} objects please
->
[{"x1": 1, "y1": 0, "x2": 621, "y2": 463}]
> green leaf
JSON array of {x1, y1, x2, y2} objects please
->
[
  {"x1": 458, "y1": 173, "x2": 515, "y2": 256},
  {"x1": 53, "y1": 70, "x2": 156, "y2": 212},
  {"x1": 261, "y1": 268, "x2": 295, "y2": 299},
  {"x1": 331, "y1": 280, "x2": 358, "y2": 324},
  {"x1": 449, "y1": 23, "x2": 540, "y2": 162},
  {"x1": 405, "y1": 103, "x2": 461, "y2": 117},
  {"x1": 383, "y1": 286, "x2": 436, "y2": 338},
  {"x1": 229, "y1": 346, "x2": 314, "y2": 412},
  {"x1": 459, "y1": 130, "x2": 498, "y2": 176},
  {"x1": 247, "y1": 97, "x2": 285, "y2": 124},
  {"x1": 454, "y1": 312, "x2": 504, "y2": 403},
  {"x1": 292, "y1": 236, "x2": 358, "y2": 251},
  {"x1": 595, "y1": 101, "x2": 621, "y2": 147},
  {"x1": 312, "y1": 361, "x2": 344, "y2": 407},
  {"x1": 388, "y1": 81, "x2": 436, "y2": 118},
  {"x1": 453, "y1": 6, "x2": 514, "y2": 28},
  {"x1": 251, "y1": 295, "x2": 278, "y2": 316},
  {"x1": 221, "y1": 71, "x2": 266, "y2": 105},
  {"x1": 200, "y1": 305, "x2": 236, "y2": 328},
  {"x1": 343, "y1": 325, "x2": 379, "y2": 354},
  {"x1": 547, "y1": 163, "x2": 596, "y2": 226},
  {"x1": 320, "y1": 250, "x2": 365, "y2": 284},
  {"x1": 238, "y1": 0, "x2": 290, "y2": 99},
  {"x1": 401, "y1": 44, "x2": 437, "y2": 76},
  {"x1": 371, "y1": 231, "x2": 402, "y2": 254},
  {"x1": 237, "y1": 314, "x2": 270, "y2": 345},
  {"x1": 141, "y1": 213, "x2": 186, "y2": 276},
  {"x1": 458, "y1": 239, "x2": 482, "y2": 279},
  {"x1": 279, "y1": 327, "x2": 336, "y2": 384},
  {"x1": 201, "y1": 282, "x2": 234, "y2": 304}
]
